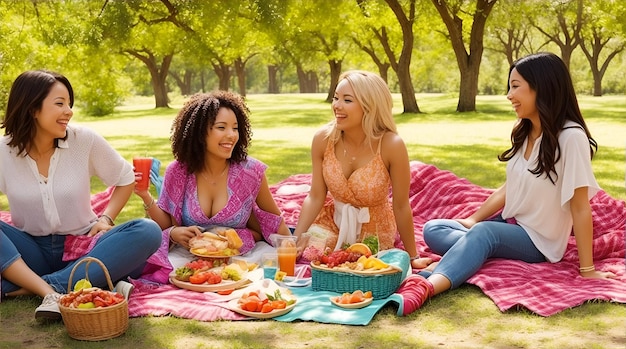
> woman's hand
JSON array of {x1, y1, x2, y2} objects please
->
[
  {"x1": 580, "y1": 269, "x2": 616, "y2": 279},
  {"x1": 87, "y1": 220, "x2": 113, "y2": 237},
  {"x1": 133, "y1": 171, "x2": 150, "y2": 197},
  {"x1": 455, "y1": 218, "x2": 478, "y2": 229},
  {"x1": 170, "y1": 225, "x2": 203, "y2": 249}
]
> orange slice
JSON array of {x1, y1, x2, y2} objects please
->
[{"x1": 346, "y1": 243, "x2": 372, "y2": 257}]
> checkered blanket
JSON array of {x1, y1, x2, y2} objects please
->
[
  {"x1": 272, "y1": 161, "x2": 626, "y2": 316},
  {"x1": 2, "y1": 161, "x2": 623, "y2": 318}
]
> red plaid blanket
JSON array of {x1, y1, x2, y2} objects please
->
[
  {"x1": 2, "y1": 161, "x2": 623, "y2": 318},
  {"x1": 272, "y1": 161, "x2": 626, "y2": 316}
]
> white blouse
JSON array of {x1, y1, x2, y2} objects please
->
[
  {"x1": 502, "y1": 121, "x2": 600, "y2": 262},
  {"x1": 0, "y1": 125, "x2": 134, "y2": 236}
]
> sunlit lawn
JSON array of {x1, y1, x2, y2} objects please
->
[{"x1": 0, "y1": 93, "x2": 624, "y2": 349}]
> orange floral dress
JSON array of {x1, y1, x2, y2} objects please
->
[{"x1": 311, "y1": 137, "x2": 397, "y2": 251}]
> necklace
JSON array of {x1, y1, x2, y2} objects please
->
[
  {"x1": 200, "y1": 164, "x2": 229, "y2": 185},
  {"x1": 29, "y1": 147, "x2": 55, "y2": 162},
  {"x1": 341, "y1": 136, "x2": 365, "y2": 164}
]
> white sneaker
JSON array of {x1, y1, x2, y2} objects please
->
[
  {"x1": 114, "y1": 280, "x2": 134, "y2": 301},
  {"x1": 35, "y1": 293, "x2": 62, "y2": 321}
]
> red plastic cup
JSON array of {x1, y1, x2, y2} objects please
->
[{"x1": 133, "y1": 157, "x2": 152, "y2": 191}]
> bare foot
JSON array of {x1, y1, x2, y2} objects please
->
[
  {"x1": 411, "y1": 257, "x2": 434, "y2": 269},
  {"x1": 424, "y1": 261, "x2": 439, "y2": 271}
]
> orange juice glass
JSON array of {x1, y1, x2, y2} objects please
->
[
  {"x1": 275, "y1": 236, "x2": 297, "y2": 276},
  {"x1": 133, "y1": 157, "x2": 153, "y2": 191}
]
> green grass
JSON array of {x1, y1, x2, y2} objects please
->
[{"x1": 1, "y1": 94, "x2": 625, "y2": 349}]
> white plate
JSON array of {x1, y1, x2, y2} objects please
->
[
  {"x1": 329, "y1": 296, "x2": 373, "y2": 309},
  {"x1": 227, "y1": 298, "x2": 297, "y2": 319},
  {"x1": 279, "y1": 277, "x2": 312, "y2": 288}
]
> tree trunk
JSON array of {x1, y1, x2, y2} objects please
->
[
  {"x1": 169, "y1": 70, "x2": 193, "y2": 96},
  {"x1": 325, "y1": 59, "x2": 342, "y2": 103},
  {"x1": 457, "y1": 63, "x2": 479, "y2": 112},
  {"x1": 212, "y1": 61, "x2": 231, "y2": 91},
  {"x1": 431, "y1": 0, "x2": 495, "y2": 112},
  {"x1": 267, "y1": 65, "x2": 279, "y2": 93},
  {"x1": 234, "y1": 57, "x2": 247, "y2": 97},
  {"x1": 125, "y1": 50, "x2": 172, "y2": 108},
  {"x1": 384, "y1": 0, "x2": 419, "y2": 113}
]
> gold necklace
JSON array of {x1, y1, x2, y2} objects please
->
[
  {"x1": 200, "y1": 164, "x2": 229, "y2": 185},
  {"x1": 341, "y1": 136, "x2": 365, "y2": 164}
]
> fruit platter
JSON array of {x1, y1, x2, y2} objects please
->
[
  {"x1": 188, "y1": 227, "x2": 243, "y2": 258},
  {"x1": 228, "y1": 288, "x2": 297, "y2": 319},
  {"x1": 330, "y1": 290, "x2": 374, "y2": 309},
  {"x1": 169, "y1": 259, "x2": 256, "y2": 292},
  {"x1": 309, "y1": 243, "x2": 401, "y2": 275}
]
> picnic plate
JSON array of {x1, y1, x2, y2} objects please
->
[
  {"x1": 279, "y1": 276, "x2": 312, "y2": 288},
  {"x1": 169, "y1": 273, "x2": 250, "y2": 292},
  {"x1": 227, "y1": 298, "x2": 297, "y2": 319},
  {"x1": 329, "y1": 296, "x2": 373, "y2": 309}
]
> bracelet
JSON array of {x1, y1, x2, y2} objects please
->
[
  {"x1": 143, "y1": 198, "x2": 155, "y2": 211},
  {"x1": 409, "y1": 255, "x2": 421, "y2": 261},
  {"x1": 169, "y1": 226, "x2": 178, "y2": 245},
  {"x1": 99, "y1": 214, "x2": 115, "y2": 226},
  {"x1": 579, "y1": 265, "x2": 595, "y2": 273}
]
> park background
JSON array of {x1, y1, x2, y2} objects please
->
[{"x1": 0, "y1": 1, "x2": 625, "y2": 348}]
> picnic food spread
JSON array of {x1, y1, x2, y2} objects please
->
[{"x1": 189, "y1": 228, "x2": 243, "y2": 257}]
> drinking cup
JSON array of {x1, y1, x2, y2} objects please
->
[
  {"x1": 261, "y1": 253, "x2": 278, "y2": 279},
  {"x1": 274, "y1": 235, "x2": 297, "y2": 276},
  {"x1": 133, "y1": 157, "x2": 153, "y2": 191}
]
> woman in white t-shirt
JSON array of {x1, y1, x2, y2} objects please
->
[{"x1": 399, "y1": 52, "x2": 616, "y2": 313}]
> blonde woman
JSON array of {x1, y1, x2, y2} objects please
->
[{"x1": 293, "y1": 70, "x2": 431, "y2": 269}]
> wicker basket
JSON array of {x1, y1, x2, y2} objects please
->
[
  {"x1": 310, "y1": 263, "x2": 403, "y2": 299},
  {"x1": 58, "y1": 257, "x2": 129, "y2": 341}
]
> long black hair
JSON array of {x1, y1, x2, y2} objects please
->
[{"x1": 498, "y1": 52, "x2": 597, "y2": 184}]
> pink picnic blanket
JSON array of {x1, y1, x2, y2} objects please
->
[
  {"x1": 2, "y1": 161, "x2": 624, "y2": 319},
  {"x1": 273, "y1": 161, "x2": 626, "y2": 317}
]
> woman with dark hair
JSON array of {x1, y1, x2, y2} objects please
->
[
  {"x1": 400, "y1": 52, "x2": 615, "y2": 313},
  {"x1": 0, "y1": 70, "x2": 162, "y2": 320},
  {"x1": 134, "y1": 91, "x2": 291, "y2": 275}
]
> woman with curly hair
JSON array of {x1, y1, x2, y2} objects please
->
[{"x1": 134, "y1": 91, "x2": 291, "y2": 275}]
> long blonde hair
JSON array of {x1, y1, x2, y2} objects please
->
[{"x1": 325, "y1": 70, "x2": 397, "y2": 147}]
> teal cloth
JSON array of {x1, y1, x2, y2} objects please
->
[{"x1": 274, "y1": 249, "x2": 409, "y2": 325}]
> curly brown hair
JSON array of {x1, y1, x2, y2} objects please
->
[{"x1": 170, "y1": 91, "x2": 252, "y2": 174}]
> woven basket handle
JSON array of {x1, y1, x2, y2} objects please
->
[{"x1": 67, "y1": 257, "x2": 115, "y2": 292}]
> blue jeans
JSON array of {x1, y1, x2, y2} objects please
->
[
  {"x1": 421, "y1": 217, "x2": 546, "y2": 289},
  {"x1": 1, "y1": 219, "x2": 161, "y2": 297}
]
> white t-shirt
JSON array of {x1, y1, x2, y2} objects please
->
[
  {"x1": 0, "y1": 125, "x2": 135, "y2": 236},
  {"x1": 501, "y1": 121, "x2": 600, "y2": 262}
]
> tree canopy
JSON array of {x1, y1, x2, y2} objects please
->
[{"x1": 0, "y1": 0, "x2": 624, "y2": 115}]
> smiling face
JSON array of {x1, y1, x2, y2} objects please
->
[
  {"x1": 34, "y1": 81, "x2": 73, "y2": 140},
  {"x1": 507, "y1": 68, "x2": 538, "y2": 122},
  {"x1": 206, "y1": 107, "x2": 239, "y2": 159},
  {"x1": 332, "y1": 79, "x2": 364, "y2": 132}
]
